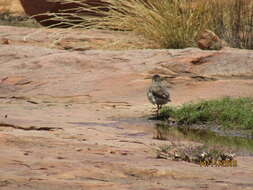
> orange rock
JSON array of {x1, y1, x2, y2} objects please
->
[
  {"x1": 197, "y1": 29, "x2": 225, "y2": 50},
  {"x1": 1, "y1": 38, "x2": 10, "y2": 45},
  {"x1": 1, "y1": 76, "x2": 25, "y2": 85}
]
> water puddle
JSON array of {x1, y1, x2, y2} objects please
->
[
  {"x1": 69, "y1": 116, "x2": 158, "y2": 129},
  {"x1": 155, "y1": 123, "x2": 253, "y2": 155},
  {"x1": 68, "y1": 122, "x2": 118, "y2": 127},
  {"x1": 120, "y1": 132, "x2": 148, "y2": 137},
  {"x1": 113, "y1": 117, "x2": 159, "y2": 127},
  {"x1": 70, "y1": 117, "x2": 253, "y2": 155},
  {"x1": 68, "y1": 116, "x2": 159, "y2": 138}
]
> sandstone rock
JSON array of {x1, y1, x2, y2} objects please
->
[
  {"x1": 0, "y1": 38, "x2": 10, "y2": 45},
  {"x1": 197, "y1": 29, "x2": 225, "y2": 50},
  {"x1": 0, "y1": 0, "x2": 24, "y2": 15},
  {"x1": 19, "y1": 0, "x2": 107, "y2": 27},
  {"x1": 1, "y1": 25, "x2": 253, "y2": 190}
]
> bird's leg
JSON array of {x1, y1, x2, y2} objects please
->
[
  {"x1": 157, "y1": 105, "x2": 160, "y2": 118},
  {"x1": 156, "y1": 104, "x2": 159, "y2": 119},
  {"x1": 160, "y1": 105, "x2": 163, "y2": 111}
]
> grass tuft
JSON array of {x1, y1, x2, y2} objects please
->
[{"x1": 160, "y1": 97, "x2": 253, "y2": 130}]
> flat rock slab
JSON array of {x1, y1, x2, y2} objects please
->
[{"x1": 0, "y1": 26, "x2": 253, "y2": 190}]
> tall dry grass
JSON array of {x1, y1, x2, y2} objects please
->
[
  {"x1": 45, "y1": 0, "x2": 253, "y2": 49},
  {"x1": 209, "y1": 0, "x2": 253, "y2": 49}
]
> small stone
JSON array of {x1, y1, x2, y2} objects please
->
[
  {"x1": 63, "y1": 46, "x2": 73, "y2": 50},
  {"x1": 121, "y1": 151, "x2": 128, "y2": 155},
  {"x1": 1, "y1": 38, "x2": 9, "y2": 45},
  {"x1": 73, "y1": 46, "x2": 91, "y2": 51},
  {"x1": 39, "y1": 167, "x2": 47, "y2": 170},
  {"x1": 197, "y1": 29, "x2": 225, "y2": 50}
]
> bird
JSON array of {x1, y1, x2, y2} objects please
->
[{"x1": 147, "y1": 74, "x2": 171, "y2": 117}]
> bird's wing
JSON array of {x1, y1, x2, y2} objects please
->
[{"x1": 150, "y1": 85, "x2": 171, "y2": 101}]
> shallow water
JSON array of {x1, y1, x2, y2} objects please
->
[
  {"x1": 70, "y1": 117, "x2": 253, "y2": 156},
  {"x1": 69, "y1": 116, "x2": 158, "y2": 129},
  {"x1": 156, "y1": 123, "x2": 253, "y2": 156}
]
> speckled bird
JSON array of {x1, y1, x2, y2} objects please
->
[{"x1": 147, "y1": 74, "x2": 171, "y2": 117}]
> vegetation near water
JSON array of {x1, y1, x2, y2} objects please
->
[
  {"x1": 156, "y1": 97, "x2": 253, "y2": 153},
  {"x1": 160, "y1": 97, "x2": 253, "y2": 130}
]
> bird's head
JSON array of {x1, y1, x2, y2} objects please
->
[{"x1": 152, "y1": 74, "x2": 162, "y2": 83}]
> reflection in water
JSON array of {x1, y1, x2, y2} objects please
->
[{"x1": 155, "y1": 123, "x2": 253, "y2": 155}]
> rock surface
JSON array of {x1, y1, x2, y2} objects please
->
[
  {"x1": 20, "y1": 0, "x2": 106, "y2": 27},
  {"x1": 0, "y1": 0, "x2": 24, "y2": 15},
  {"x1": 0, "y1": 26, "x2": 253, "y2": 190}
]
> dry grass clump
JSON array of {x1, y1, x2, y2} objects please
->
[
  {"x1": 45, "y1": 0, "x2": 253, "y2": 49},
  {"x1": 209, "y1": 0, "x2": 253, "y2": 49},
  {"x1": 155, "y1": 143, "x2": 237, "y2": 167}
]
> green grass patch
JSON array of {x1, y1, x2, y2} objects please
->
[{"x1": 160, "y1": 97, "x2": 253, "y2": 130}]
